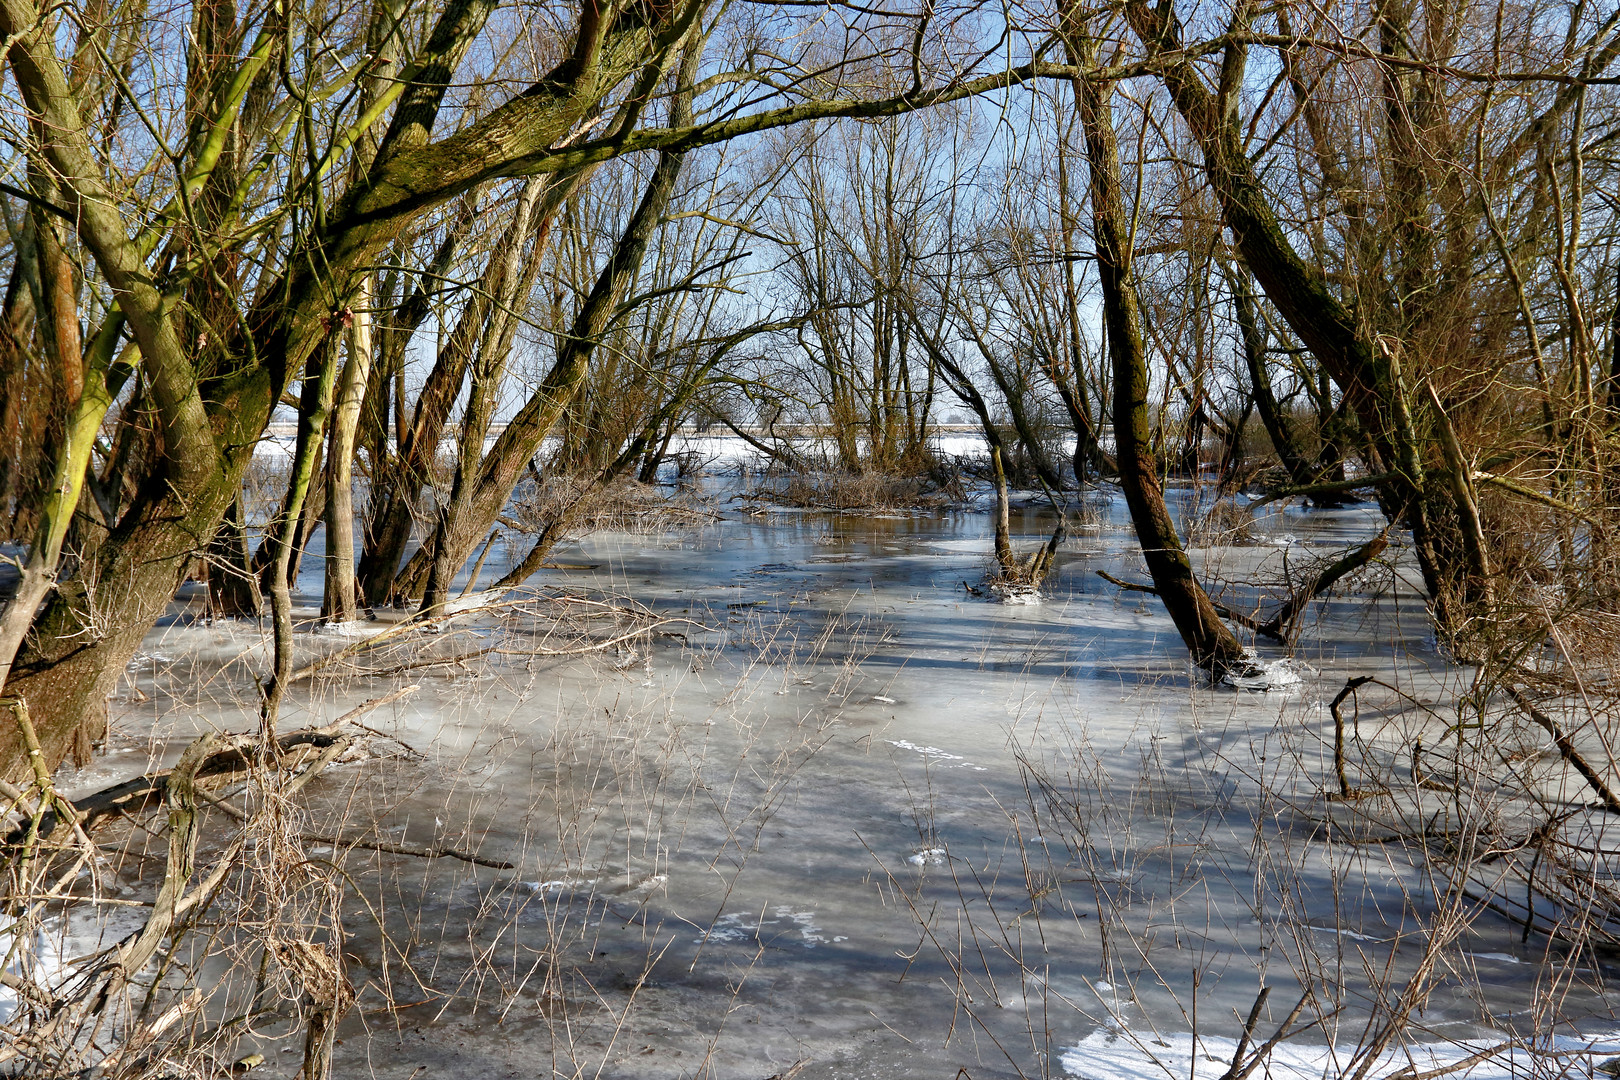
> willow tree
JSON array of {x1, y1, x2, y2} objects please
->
[
  {"x1": 1068, "y1": 22, "x2": 1249, "y2": 675},
  {"x1": 1115, "y1": 0, "x2": 1620, "y2": 642}
]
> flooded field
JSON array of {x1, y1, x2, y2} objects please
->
[{"x1": 31, "y1": 485, "x2": 1620, "y2": 1079}]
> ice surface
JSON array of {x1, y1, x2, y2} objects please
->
[{"x1": 43, "y1": 485, "x2": 1585, "y2": 1079}]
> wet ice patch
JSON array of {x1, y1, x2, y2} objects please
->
[
  {"x1": 312, "y1": 619, "x2": 376, "y2": 637},
  {"x1": 2, "y1": 908, "x2": 149, "y2": 1024},
  {"x1": 0, "y1": 924, "x2": 63, "y2": 1025},
  {"x1": 907, "y1": 847, "x2": 948, "y2": 867},
  {"x1": 1060, "y1": 1026, "x2": 1620, "y2": 1080},
  {"x1": 886, "y1": 739, "x2": 988, "y2": 771},
  {"x1": 515, "y1": 877, "x2": 599, "y2": 897}
]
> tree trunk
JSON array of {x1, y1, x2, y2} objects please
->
[
  {"x1": 262, "y1": 339, "x2": 342, "y2": 729},
  {"x1": 989, "y1": 443, "x2": 1015, "y2": 575},
  {"x1": 411, "y1": 45, "x2": 701, "y2": 608},
  {"x1": 0, "y1": 254, "x2": 39, "y2": 533},
  {"x1": 207, "y1": 494, "x2": 263, "y2": 618},
  {"x1": 1226, "y1": 263, "x2": 1314, "y2": 490},
  {"x1": 323, "y1": 277, "x2": 375, "y2": 622},
  {"x1": 1071, "y1": 28, "x2": 1248, "y2": 675},
  {"x1": 1053, "y1": 113, "x2": 1112, "y2": 483},
  {"x1": 0, "y1": 423, "x2": 263, "y2": 781}
]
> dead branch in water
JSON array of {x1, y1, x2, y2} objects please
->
[
  {"x1": 1328, "y1": 676, "x2": 1376, "y2": 799},
  {"x1": 3, "y1": 687, "x2": 420, "y2": 851},
  {"x1": 1505, "y1": 685, "x2": 1620, "y2": 814},
  {"x1": 194, "y1": 788, "x2": 513, "y2": 869},
  {"x1": 1097, "y1": 528, "x2": 1387, "y2": 643}
]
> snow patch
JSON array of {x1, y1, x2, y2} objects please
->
[
  {"x1": 312, "y1": 619, "x2": 376, "y2": 637},
  {"x1": 886, "y1": 739, "x2": 988, "y2": 772},
  {"x1": 516, "y1": 877, "x2": 599, "y2": 896},
  {"x1": 442, "y1": 588, "x2": 510, "y2": 615},
  {"x1": 696, "y1": 907, "x2": 842, "y2": 948},
  {"x1": 1060, "y1": 1026, "x2": 1620, "y2": 1080},
  {"x1": 994, "y1": 586, "x2": 1044, "y2": 606}
]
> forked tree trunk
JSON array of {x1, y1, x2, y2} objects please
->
[
  {"x1": 357, "y1": 174, "x2": 578, "y2": 607},
  {"x1": 410, "y1": 44, "x2": 702, "y2": 610},
  {"x1": 1227, "y1": 263, "x2": 1314, "y2": 490},
  {"x1": 419, "y1": 178, "x2": 548, "y2": 610},
  {"x1": 352, "y1": 199, "x2": 479, "y2": 605},
  {"x1": 1072, "y1": 31, "x2": 1248, "y2": 675}
]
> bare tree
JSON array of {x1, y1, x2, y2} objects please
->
[{"x1": 1067, "y1": 16, "x2": 1248, "y2": 674}]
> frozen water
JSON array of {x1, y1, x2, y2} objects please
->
[
  {"x1": 1223, "y1": 656, "x2": 1309, "y2": 691},
  {"x1": 47, "y1": 487, "x2": 1600, "y2": 1079}
]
